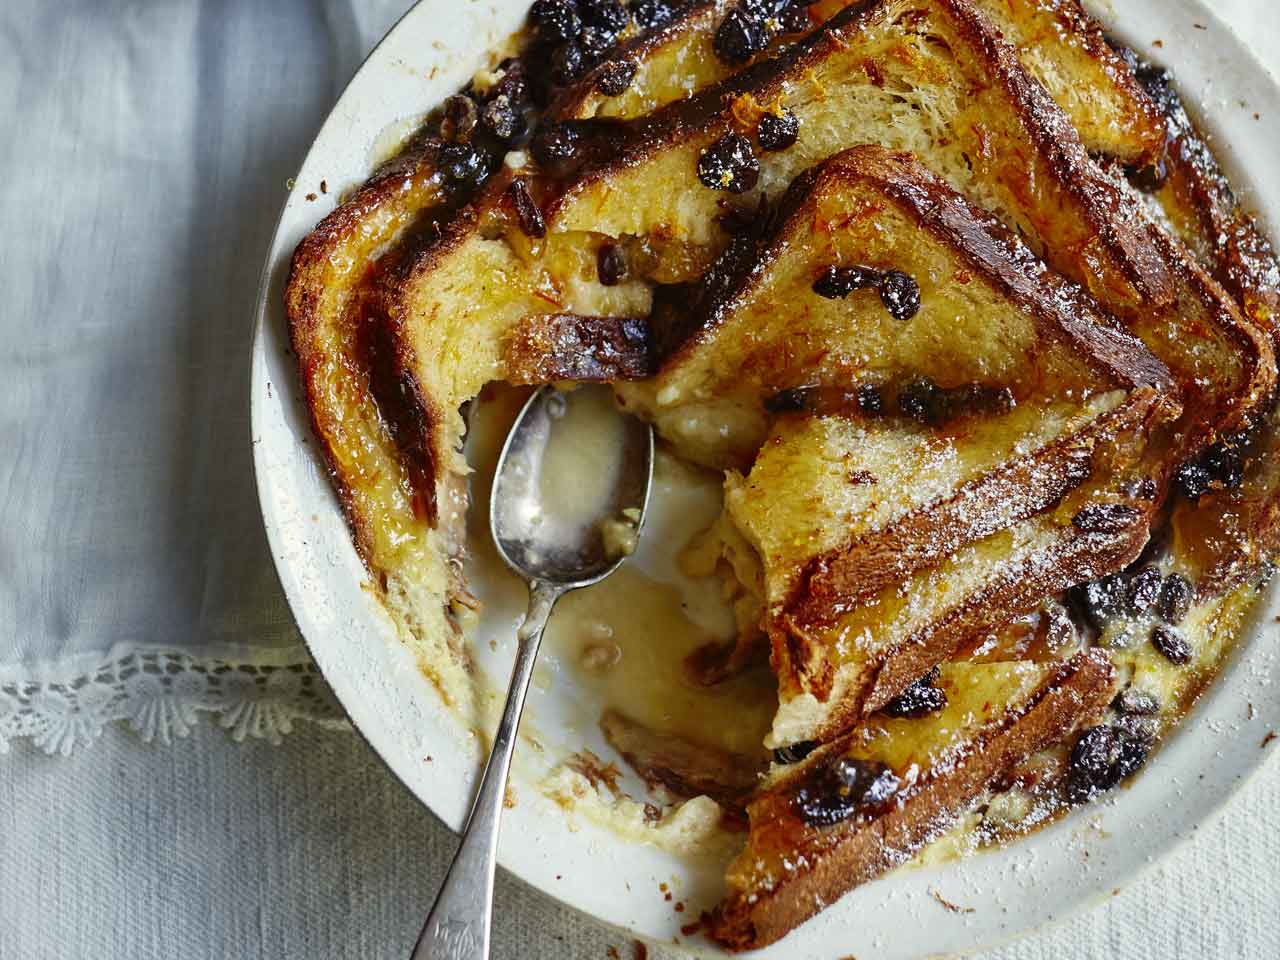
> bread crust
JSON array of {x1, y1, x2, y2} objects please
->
[{"x1": 713, "y1": 648, "x2": 1117, "y2": 951}]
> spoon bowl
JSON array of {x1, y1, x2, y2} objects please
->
[{"x1": 490, "y1": 385, "x2": 654, "y2": 586}]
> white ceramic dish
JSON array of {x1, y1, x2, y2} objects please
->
[{"x1": 250, "y1": 2, "x2": 1280, "y2": 957}]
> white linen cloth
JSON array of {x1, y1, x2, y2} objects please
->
[{"x1": 0, "y1": 1, "x2": 1277, "y2": 957}]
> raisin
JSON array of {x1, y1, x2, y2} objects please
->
[
  {"x1": 481, "y1": 94, "x2": 524, "y2": 143},
  {"x1": 1126, "y1": 158, "x2": 1168, "y2": 194},
  {"x1": 1072, "y1": 503, "x2": 1141, "y2": 534},
  {"x1": 714, "y1": 8, "x2": 770, "y2": 65},
  {"x1": 882, "y1": 667, "x2": 947, "y2": 718},
  {"x1": 581, "y1": 0, "x2": 629, "y2": 33},
  {"x1": 577, "y1": 24, "x2": 618, "y2": 63},
  {"x1": 1113, "y1": 688, "x2": 1160, "y2": 716},
  {"x1": 1175, "y1": 442, "x2": 1244, "y2": 500},
  {"x1": 530, "y1": 0, "x2": 582, "y2": 41},
  {"x1": 794, "y1": 757, "x2": 900, "y2": 827},
  {"x1": 438, "y1": 142, "x2": 489, "y2": 191},
  {"x1": 531, "y1": 122, "x2": 581, "y2": 169},
  {"x1": 631, "y1": 0, "x2": 677, "y2": 29},
  {"x1": 1066, "y1": 725, "x2": 1149, "y2": 803},
  {"x1": 1125, "y1": 564, "x2": 1163, "y2": 615},
  {"x1": 776, "y1": 3, "x2": 812, "y2": 32},
  {"x1": 507, "y1": 179, "x2": 546, "y2": 238},
  {"x1": 1157, "y1": 573, "x2": 1193, "y2": 624},
  {"x1": 597, "y1": 242, "x2": 628, "y2": 285},
  {"x1": 697, "y1": 132, "x2": 760, "y2": 193},
  {"x1": 1151, "y1": 624, "x2": 1192, "y2": 665},
  {"x1": 772, "y1": 740, "x2": 817, "y2": 764},
  {"x1": 757, "y1": 110, "x2": 799, "y2": 151},
  {"x1": 1070, "y1": 574, "x2": 1127, "y2": 632},
  {"x1": 741, "y1": 0, "x2": 791, "y2": 15},
  {"x1": 764, "y1": 388, "x2": 808, "y2": 413},
  {"x1": 551, "y1": 40, "x2": 589, "y2": 84},
  {"x1": 812, "y1": 265, "x2": 882, "y2": 298},
  {"x1": 1174, "y1": 459, "x2": 1213, "y2": 500},
  {"x1": 1115, "y1": 713, "x2": 1160, "y2": 746},
  {"x1": 595, "y1": 58, "x2": 638, "y2": 95},
  {"x1": 1203, "y1": 443, "x2": 1244, "y2": 490},
  {"x1": 856, "y1": 383, "x2": 883, "y2": 414},
  {"x1": 832, "y1": 757, "x2": 899, "y2": 807},
  {"x1": 441, "y1": 94, "x2": 478, "y2": 142},
  {"x1": 897, "y1": 376, "x2": 944, "y2": 423},
  {"x1": 879, "y1": 270, "x2": 921, "y2": 321}
]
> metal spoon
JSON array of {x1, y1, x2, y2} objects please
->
[{"x1": 411, "y1": 384, "x2": 653, "y2": 960}]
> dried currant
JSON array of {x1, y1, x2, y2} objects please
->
[
  {"x1": 772, "y1": 740, "x2": 817, "y2": 765},
  {"x1": 597, "y1": 242, "x2": 628, "y2": 285},
  {"x1": 776, "y1": 3, "x2": 812, "y2": 33},
  {"x1": 1203, "y1": 443, "x2": 1245, "y2": 490},
  {"x1": 551, "y1": 40, "x2": 589, "y2": 84},
  {"x1": 481, "y1": 94, "x2": 524, "y2": 143},
  {"x1": 594, "y1": 58, "x2": 638, "y2": 96},
  {"x1": 441, "y1": 94, "x2": 478, "y2": 142},
  {"x1": 1157, "y1": 573, "x2": 1193, "y2": 624},
  {"x1": 1113, "y1": 688, "x2": 1160, "y2": 716},
  {"x1": 856, "y1": 383, "x2": 883, "y2": 414},
  {"x1": 530, "y1": 0, "x2": 582, "y2": 42},
  {"x1": 1126, "y1": 158, "x2": 1168, "y2": 194},
  {"x1": 764, "y1": 388, "x2": 808, "y2": 413},
  {"x1": 631, "y1": 0, "x2": 677, "y2": 29},
  {"x1": 794, "y1": 756, "x2": 900, "y2": 827},
  {"x1": 1071, "y1": 503, "x2": 1141, "y2": 534},
  {"x1": 1066, "y1": 724, "x2": 1149, "y2": 803},
  {"x1": 1071, "y1": 574, "x2": 1127, "y2": 632},
  {"x1": 438, "y1": 142, "x2": 489, "y2": 191},
  {"x1": 757, "y1": 110, "x2": 799, "y2": 151},
  {"x1": 697, "y1": 132, "x2": 760, "y2": 193},
  {"x1": 897, "y1": 376, "x2": 946, "y2": 424},
  {"x1": 531, "y1": 122, "x2": 581, "y2": 169},
  {"x1": 1151, "y1": 624, "x2": 1192, "y2": 665},
  {"x1": 506, "y1": 179, "x2": 546, "y2": 238},
  {"x1": 581, "y1": 0, "x2": 630, "y2": 33},
  {"x1": 714, "y1": 8, "x2": 770, "y2": 65},
  {"x1": 879, "y1": 270, "x2": 921, "y2": 321},
  {"x1": 578, "y1": 24, "x2": 618, "y2": 63},
  {"x1": 882, "y1": 667, "x2": 947, "y2": 718},
  {"x1": 812, "y1": 265, "x2": 882, "y2": 298},
  {"x1": 1173, "y1": 458, "x2": 1213, "y2": 500},
  {"x1": 1125, "y1": 564, "x2": 1163, "y2": 615}
]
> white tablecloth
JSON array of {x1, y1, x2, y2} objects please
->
[{"x1": 1, "y1": 2, "x2": 1278, "y2": 957}]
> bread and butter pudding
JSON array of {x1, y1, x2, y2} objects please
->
[{"x1": 285, "y1": 0, "x2": 1279, "y2": 949}]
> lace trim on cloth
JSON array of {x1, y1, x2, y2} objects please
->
[{"x1": 0, "y1": 644, "x2": 348, "y2": 756}]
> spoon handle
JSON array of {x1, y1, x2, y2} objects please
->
[{"x1": 411, "y1": 579, "x2": 561, "y2": 960}]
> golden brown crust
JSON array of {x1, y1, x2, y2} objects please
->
[
  {"x1": 784, "y1": 389, "x2": 1167, "y2": 629},
  {"x1": 284, "y1": 133, "x2": 446, "y2": 556},
  {"x1": 546, "y1": 1, "x2": 729, "y2": 121},
  {"x1": 667, "y1": 146, "x2": 1176, "y2": 393},
  {"x1": 781, "y1": 507, "x2": 1149, "y2": 742},
  {"x1": 712, "y1": 649, "x2": 1117, "y2": 950},
  {"x1": 534, "y1": 0, "x2": 1270, "y2": 447},
  {"x1": 503, "y1": 314, "x2": 655, "y2": 382}
]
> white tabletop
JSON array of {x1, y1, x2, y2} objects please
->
[{"x1": 1, "y1": 2, "x2": 1277, "y2": 958}]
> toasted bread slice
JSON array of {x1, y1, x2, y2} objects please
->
[
  {"x1": 712, "y1": 649, "x2": 1117, "y2": 950},
  {"x1": 550, "y1": 1, "x2": 733, "y2": 121},
  {"x1": 532, "y1": 0, "x2": 1270, "y2": 445},
  {"x1": 650, "y1": 147, "x2": 1173, "y2": 745},
  {"x1": 1121, "y1": 56, "x2": 1280, "y2": 597},
  {"x1": 385, "y1": 0, "x2": 1267, "y2": 511},
  {"x1": 560, "y1": 0, "x2": 1166, "y2": 166},
  {"x1": 617, "y1": 146, "x2": 1174, "y2": 466}
]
